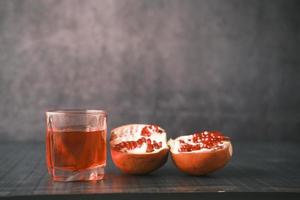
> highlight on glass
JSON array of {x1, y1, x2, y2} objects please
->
[{"x1": 46, "y1": 110, "x2": 107, "y2": 181}]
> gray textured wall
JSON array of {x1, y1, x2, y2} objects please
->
[{"x1": 0, "y1": 0, "x2": 299, "y2": 142}]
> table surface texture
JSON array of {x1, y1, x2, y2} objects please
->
[{"x1": 0, "y1": 142, "x2": 299, "y2": 199}]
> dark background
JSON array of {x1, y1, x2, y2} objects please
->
[{"x1": 0, "y1": 0, "x2": 299, "y2": 142}]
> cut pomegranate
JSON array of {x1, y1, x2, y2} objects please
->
[
  {"x1": 110, "y1": 124, "x2": 169, "y2": 175},
  {"x1": 168, "y1": 131, "x2": 232, "y2": 175}
]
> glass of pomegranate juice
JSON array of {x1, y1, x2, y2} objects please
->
[{"x1": 45, "y1": 110, "x2": 107, "y2": 181}]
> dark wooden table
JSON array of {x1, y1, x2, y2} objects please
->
[{"x1": 0, "y1": 142, "x2": 299, "y2": 199}]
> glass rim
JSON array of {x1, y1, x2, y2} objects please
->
[{"x1": 46, "y1": 109, "x2": 107, "y2": 116}]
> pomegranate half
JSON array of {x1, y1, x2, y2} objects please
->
[
  {"x1": 168, "y1": 131, "x2": 232, "y2": 175},
  {"x1": 110, "y1": 124, "x2": 169, "y2": 175}
]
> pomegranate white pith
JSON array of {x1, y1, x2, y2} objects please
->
[
  {"x1": 110, "y1": 124, "x2": 169, "y2": 174},
  {"x1": 168, "y1": 131, "x2": 232, "y2": 175},
  {"x1": 110, "y1": 124, "x2": 167, "y2": 154}
]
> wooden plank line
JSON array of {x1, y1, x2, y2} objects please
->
[{"x1": 9, "y1": 151, "x2": 44, "y2": 195}]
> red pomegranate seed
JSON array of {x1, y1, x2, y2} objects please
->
[
  {"x1": 130, "y1": 141, "x2": 134, "y2": 149},
  {"x1": 146, "y1": 138, "x2": 151, "y2": 144},
  {"x1": 153, "y1": 140, "x2": 159, "y2": 149},
  {"x1": 141, "y1": 125, "x2": 164, "y2": 137},
  {"x1": 146, "y1": 144, "x2": 154, "y2": 152},
  {"x1": 141, "y1": 137, "x2": 146, "y2": 143},
  {"x1": 141, "y1": 126, "x2": 151, "y2": 137},
  {"x1": 137, "y1": 138, "x2": 143, "y2": 145},
  {"x1": 125, "y1": 142, "x2": 131, "y2": 149},
  {"x1": 158, "y1": 142, "x2": 162, "y2": 147},
  {"x1": 191, "y1": 144, "x2": 201, "y2": 150},
  {"x1": 114, "y1": 128, "x2": 167, "y2": 152},
  {"x1": 120, "y1": 142, "x2": 125, "y2": 148},
  {"x1": 132, "y1": 141, "x2": 137, "y2": 148},
  {"x1": 152, "y1": 125, "x2": 161, "y2": 132},
  {"x1": 180, "y1": 131, "x2": 227, "y2": 151},
  {"x1": 179, "y1": 144, "x2": 193, "y2": 152}
]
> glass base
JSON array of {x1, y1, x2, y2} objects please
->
[{"x1": 51, "y1": 165, "x2": 105, "y2": 182}]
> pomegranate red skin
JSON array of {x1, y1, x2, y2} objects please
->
[
  {"x1": 171, "y1": 142, "x2": 232, "y2": 175},
  {"x1": 111, "y1": 148, "x2": 169, "y2": 175}
]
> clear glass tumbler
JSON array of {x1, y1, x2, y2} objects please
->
[{"x1": 45, "y1": 110, "x2": 107, "y2": 181}]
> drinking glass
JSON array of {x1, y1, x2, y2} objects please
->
[{"x1": 45, "y1": 110, "x2": 107, "y2": 181}]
